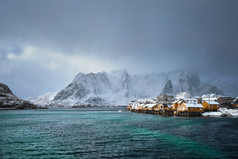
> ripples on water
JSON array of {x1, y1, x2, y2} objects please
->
[{"x1": 0, "y1": 108, "x2": 237, "y2": 158}]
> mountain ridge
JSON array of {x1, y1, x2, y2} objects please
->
[{"x1": 48, "y1": 69, "x2": 237, "y2": 106}]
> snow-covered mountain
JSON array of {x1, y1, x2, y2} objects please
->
[
  {"x1": 207, "y1": 77, "x2": 238, "y2": 97},
  {"x1": 51, "y1": 69, "x2": 231, "y2": 106},
  {"x1": 27, "y1": 91, "x2": 58, "y2": 106}
]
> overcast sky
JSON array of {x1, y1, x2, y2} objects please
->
[{"x1": 0, "y1": 0, "x2": 238, "y2": 98}]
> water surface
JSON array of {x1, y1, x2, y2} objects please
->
[{"x1": 0, "y1": 108, "x2": 237, "y2": 158}]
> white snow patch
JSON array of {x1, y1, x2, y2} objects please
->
[{"x1": 202, "y1": 108, "x2": 238, "y2": 117}]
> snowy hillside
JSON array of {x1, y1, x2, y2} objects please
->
[
  {"x1": 27, "y1": 91, "x2": 58, "y2": 106},
  {"x1": 207, "y1": 77, "x2": 238, "y2": 97},
  {"x1": 0, "y1": 82, "x2": 38, "y2": 109},
  {"x1": 50, "y1": 69, "x2": 230, "y2": 106}
]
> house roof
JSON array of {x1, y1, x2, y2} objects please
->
[
  {"x1": 202, "y1": 97, "x2": 218, "y2": 101},
  {"x1": 178, "y1": 100, "x2": 185, "y2": 104},
  {"x1": 204, "y1": 100, "x2": 219, "y2": 105},
  {"x1": 182, "y1": 103, "x2": 203, "y2": 108},
  {"x1": 145, "y1": 104, "x2": 157, "y2": 108},
  {"x1": 173, "y1": 100, "x2": 179, "y2": 104}
]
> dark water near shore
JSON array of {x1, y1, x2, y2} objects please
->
[{"x1": 0, "y1": 108, "x2": 238, "y2": 159}]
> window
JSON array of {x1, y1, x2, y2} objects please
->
[
  {"x1": 200, "y1": 108, "x2": 202, "y2": 110},
  {"x1": 191, "y1": 107, "x2": 193, "y2": 110}
]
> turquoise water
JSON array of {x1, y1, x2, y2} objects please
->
[{"x1": 0, "y1": 108, "x2": 237, "y2": 159}]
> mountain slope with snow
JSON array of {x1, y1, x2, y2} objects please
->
[
  {"x1": 51, "y1": 69, "x2": 230, "y2": 106},
  {"x1": 207, "y1": 77, "x2": 238, "y2": 97},
  {"x1": 27, "y1": 91, "x2": 58, "y2": 106},
  {"x1": 0, "y1": 82, "x2": 38, "y2": 109}
]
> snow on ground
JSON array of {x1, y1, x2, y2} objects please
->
[{"x1": 202, "y1": 108, "x2": 238, "y2": 117}]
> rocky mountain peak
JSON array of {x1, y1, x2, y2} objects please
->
[
  {"x1": 0, "y1": 82, "x2": 38, "y2": 109},
  {"x1": 0, "y1": 82, "x2": 13, "y2": 95},
  {"x1": 160, "y1": 80, "x2": 173, "y2": 95}
]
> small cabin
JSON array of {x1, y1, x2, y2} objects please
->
[
  {"x1": 158, "y1": 104, "x2": 168, "y2": 110},
  {"x1": 202, "y1": 100, "x2": 220, "y2": 111},
  {"x1": 172, "y1": 100, "x2": 179, "y2": 110},
  {"x1": 178, "y1": 103, "x2": 204, "y2": 113},
  {"x1": 173, "y1": 99, "x2": 186, "y2": 110},
  {"x1": 135, "y1": 104, "x2": 145, "y2": 110}
]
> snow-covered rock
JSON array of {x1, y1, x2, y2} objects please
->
[
  {"x1": 51, "y1": 69, "x2": 228, "y2": 106},
  {"x1": 202, "y1": 108, "x2": 238, "y2": 117},
  {"x1": 0, "y1": 82, "x2": 38, "y2": 109}
]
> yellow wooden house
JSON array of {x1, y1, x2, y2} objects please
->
[
  {"x1": 177, "y1": 103, "x2": 204, "y2": 113},
  {"x1": 172, "y1": 99, "x2": 186, "y2": 110},
  {"x1": 135, "y1": 104, "x2": 145, "y2": 110},
  {"x1": 158, "y1": 104, "x2": 168, "y2": 110},
  {"x1": 202, "y1": 100, "x2": 220, "y2": 111},
  {"x1": 154, "y1": 104, "x2": 160, "y2": 111}
]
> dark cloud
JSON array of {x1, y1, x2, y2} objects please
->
[{"x1": 0, "y1": 0, "x2": 238, "y2": 98}]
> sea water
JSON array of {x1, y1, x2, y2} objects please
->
[{"x1": 0, "y1": 108, "x2": 237, "y2": 158}]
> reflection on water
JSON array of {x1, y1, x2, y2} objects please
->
[{"x1": 0, "y1": 109, "x2": 237, "y2": 158}]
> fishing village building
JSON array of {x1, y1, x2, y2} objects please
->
[
  {"x1": 176, "y1": 103, "x2": 204, "y2": 116},
  {"x1": 202, "y1": 100, "x2": 220, "y2": 111},
  {"x1": 127, "y1": 93, "x2": 224, "y2": 117}
]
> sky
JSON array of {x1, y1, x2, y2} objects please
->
[{"x1": 0, "y1": 0, "x2": 238, "y2": 98}]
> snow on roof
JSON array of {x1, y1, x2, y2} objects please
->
[
  {"x1": 202, "y1": 97, "x2": 218, "y2": 101},
  {"x1": 173, "y1": 100, "x2": 179, "y2": 104},
  {"x1": 204, "y1": 100, "x2": 219, "y2": 105},
  {"x1": 182, "y1": 103, "x2": 203, "y2": 108},
  {"x1": 145, "y1": 104, "x2": 157, "y2": 108},
  {"x1": 178, "y1": 99, "x2": 185, "y2": 104}
]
